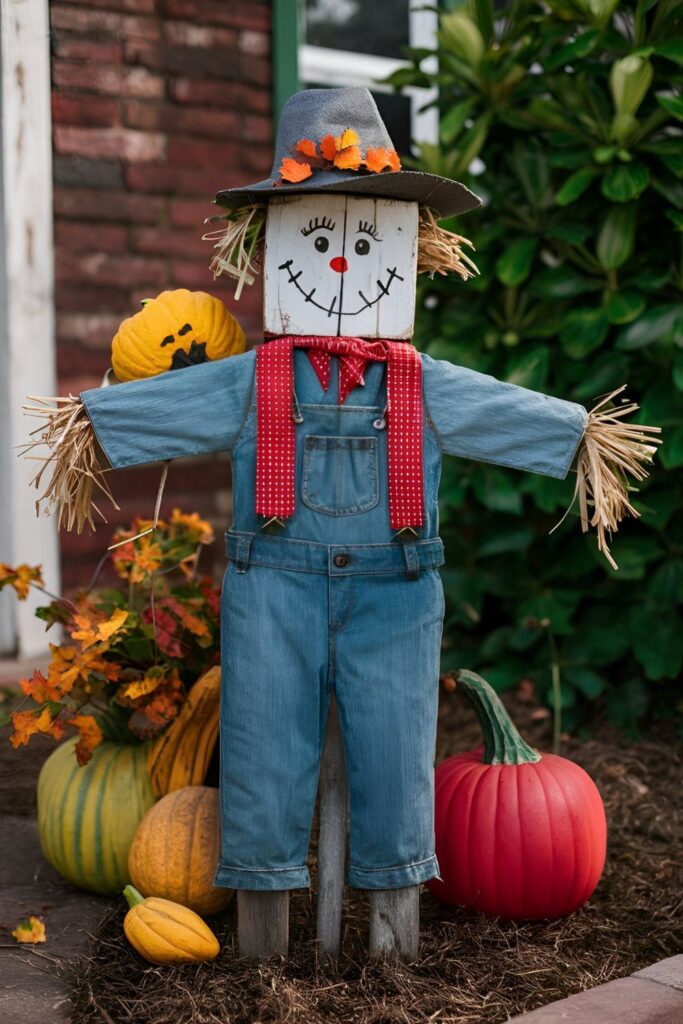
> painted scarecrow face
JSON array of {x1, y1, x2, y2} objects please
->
[{"x1": 263, "y1": 194, "x2": 419, "y2": 339}]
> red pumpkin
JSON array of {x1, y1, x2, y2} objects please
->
[{"x1": 429, "y1": 670, "x2": 606, "y2": 920}]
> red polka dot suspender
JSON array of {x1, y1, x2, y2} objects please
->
[{"x1": 255, "y1": 336, "x2": 425, "y2": 531}]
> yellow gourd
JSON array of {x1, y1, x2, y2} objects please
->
[
  {"x1": 123, "y1": 885, "x2": 220, "y2": 964},
  {"x1": 112, "y1": 288, "x2": 246, "y2": 381},
  {"x1": 128, "y1": 785, "x2": 232, "y2": 916}
]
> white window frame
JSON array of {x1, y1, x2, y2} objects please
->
[
  {"x1": 299, "y1": 3, "x2": 439, "y2": 147},
  {"x1": 0, "y1": 0, "x2": 59, "y2": 657}
]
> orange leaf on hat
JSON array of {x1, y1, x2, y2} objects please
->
[
  {"x1": 334, "y1": 146, "x2": 362, "y2": 171},
  {"x1": 336, "y1": 128, "x2": 360, "y2": 150},
  {"x1": 319, "y1": 133, "x2": 337, "y2": 161},
  {"x1": 295, "y1": 138, "x2": 318, "y2": 158},
  {"x1": 279, "y1": 157, "x2": 314, "y2": 183},
  {"x1": 365, "y1": 146, "x2": 402, "y2": 173}
]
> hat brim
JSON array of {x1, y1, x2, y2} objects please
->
[{"x1": 214, "y1": 167, "x2": 482, "y2": 219}]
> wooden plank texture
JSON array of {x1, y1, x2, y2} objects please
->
[
  {"x1": 237, "y1": 890, "x2": 289, "y2": 959},
  {"x1": 369, "y1": 887, "x2": 420, "y2": 961},
  {"x1": 316, "y1": 697, "x2": 348, "y2": 960}
]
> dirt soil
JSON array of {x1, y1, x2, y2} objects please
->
[{"x1": 8, "y1": 686, "x2": 682, "y2": 1024}]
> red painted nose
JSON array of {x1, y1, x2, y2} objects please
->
[{"x1": 330, "y1": 256, "x2": 348, "y2": 273}]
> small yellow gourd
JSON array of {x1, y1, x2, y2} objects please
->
[
  {"x1": 112, "y1": 288, "x2": 246, "y2": 381},
  {"x1": 122, "y1": 884, "x2": 220, "y2": 965}
]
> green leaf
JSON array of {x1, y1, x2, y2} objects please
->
[
  {"x1": 532, "y1": 266, "x2": 598, "y2": 298},
  {"x1": 656, "y1": 94, "x2": 683, "y2": 121},
  {"x1": 469, "y1": 466, "x2": 524, "y2": 514},
  {"x1": 545, "y1": 682, "x2": 576, "y2": 710},
  {"x1": 504, "y1": 346, "x2": 549, "y2": 389},
  {"x1": 653, "y1": 40, "x2": 683, "y2": 66},
  {"x1": 629, "y1": 607, "x2": 683, "y2": 679},
  {"x1": 604, "y1": 536, "x2": 663, "y2": 580},
  {"x1": 647, "y1": 560, "x2": 683, "y2": 606},
  {"x1": 544, "y1": 29, "x2": 600, "y2": 70},
  {"x1": 596, "y1": 203, "x2": 636, "y2": 269},
  {"x1": 606, "y1": 677, "x2": 650, "y2": 732},
  {"x1": 615, "y1": 304, "x2": 680, "y2": 349},
  {"x1": 570, "y1": 618, "x2": 630, "y2": 666},
  {"x1": 556, "y1": 166, "x2": 599, "y2": 206},
  {"x1": 633, "y1": 487, "x2": 680, "y2": 529},
  {"x1": 565, "y1": 667, "x2": 607, "y2": 699},
  {"x1": 439, "y1": 98, "x2": 476, "y2": 144},
  {"x1": 601, "y1": 162, "x2": 650, "y2": 202},
  {"x1": 660, "y1": 425, "x2": 683, "y2": 469},
  {"x1": 495, "y1": 237, "x2": 538, "y2": 286},
  {"x1": 666, "y1": 210, "x2": 683, "y2": 231},
  {"x1": 560, "y1": 307, "x2": 609, "y2": 358},
  {"x1": 518, "y1": 591, "x2": 580, "y2": 635},
  {"x1": 604, "y1": 289, "x2": 646, "y2": 324}
]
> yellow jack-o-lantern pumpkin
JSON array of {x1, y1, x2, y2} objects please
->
[{"x1": 112, "y1": 289, "x2": 246, "y2": 382}]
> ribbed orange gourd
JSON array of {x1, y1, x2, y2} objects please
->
[
  {"x1": 112, "y1": 289, "x2": 246, "y2": 381},
  {"x1": 429, "y1": 671, "x2": 607, "y2": 920},
  {"x1": 128, "y1": 785, "x2": 231, "y2": 916}
]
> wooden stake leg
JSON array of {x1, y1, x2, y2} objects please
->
[
  {"x1": 369, "y1": 887, "x2": 420, "y2": 961},
  {"x1": 316, "y1": 697, "x2": 348, "y2": 961},
  {"x1": 237, "y1": 890, "x2": 289, "y2": 958}
]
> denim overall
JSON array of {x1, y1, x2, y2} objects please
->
[{"x1": 81, "y1": 345, "x2": 587, "y2": 891}]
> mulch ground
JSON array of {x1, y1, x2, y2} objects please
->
[{"x1": 26, "y1": 688, "x2": 683, "y2": 1023}]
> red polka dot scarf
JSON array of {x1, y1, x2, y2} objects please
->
[{"x1": 256, "y1": 336, "x2": 424, "y2": 530}]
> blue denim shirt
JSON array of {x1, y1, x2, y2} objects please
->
[{"x1": 81, "y1": 348, "x2": 587, "y2": 543}]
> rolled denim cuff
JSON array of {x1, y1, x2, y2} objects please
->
[
  {"x1": 347, "y1": 854, "x2": 440, "y2": 890},
  {"x1": 213, "y1": 863, "x2": 311, "y2": 891}
]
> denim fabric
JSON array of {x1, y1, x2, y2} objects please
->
[
  {"x1": 79, "y1": 347, "x2": 589, "y2": 890},
  {"x1": 213, "y1": 532, "x2": 445, "y2": 891}
]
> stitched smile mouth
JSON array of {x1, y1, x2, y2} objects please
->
[{"x1": 278, "y1": 260, "x2": 404, "y2": 318}]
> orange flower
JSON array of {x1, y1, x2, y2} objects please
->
[
  {"x1": 295, "y1": 138, "x2": 317, "y2": 158},
  {"x1": 10, "y1": 706, "x2": 63, "y2": 748},
  {"x1": 365, "y1": 146, "x2": 402, "y2": 173},
  {"x1": 279, "y1": 157, "x2": 313, "y2": 183},
  {"x1": 70, "y1": 713, "x2": 103, "y2": 766},
  {"x1": 334, "y1": 146, "x2": 362, "y2": 171}
]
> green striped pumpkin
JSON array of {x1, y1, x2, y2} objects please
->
[{"x1": 37, "y1": 735, "x2": 156, "y2": 895}]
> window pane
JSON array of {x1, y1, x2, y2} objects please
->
[{"x1": 304, "y1": 0, "x2": 410, "y2": 60}]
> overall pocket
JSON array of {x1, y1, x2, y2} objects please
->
[{"x1": 301, "y1": 435, "x2": 379, "y2": 516}]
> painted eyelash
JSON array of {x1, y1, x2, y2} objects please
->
[
  {"x1": 301, "y1": 216, "x2": 336, "y2": 237},
  {"x1": 357, "y1": 220, "x2": 382, "y2": 241}
]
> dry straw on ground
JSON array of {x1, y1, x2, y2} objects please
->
[{"x1": 60, "y1": 692, "x2": 682, "y2": 1024}]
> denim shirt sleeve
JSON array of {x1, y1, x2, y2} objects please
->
[
  {"x1": 81, "y1": 349, "x2": 256, "y2": 469},
  {"x1": 421, "y1": 353, "x2": 587, "y2": 479}
]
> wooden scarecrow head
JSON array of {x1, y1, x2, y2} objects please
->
[{"x1": 204, "y1": 87, "x2": 481, "y2": 336}]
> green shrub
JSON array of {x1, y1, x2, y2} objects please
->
[{"x1": 390, "y1": 0, "x2": 683, "y2": 734}]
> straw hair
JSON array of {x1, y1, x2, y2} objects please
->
[
  {"x1": 554, "y1": 386, "x2": 662, "y2": 569},
  {"x1": 417, "y1": 207, "x2": 478, "y2": 280},
  {"x1": 203, "y1": 203, "x2": 266, "y2": 300},
  {"x1": 21, "y1": 395, "x2": 119, "y2": 533},
  {"x1": 204, "y1": 202, "x2": 478, "y2": 295}
]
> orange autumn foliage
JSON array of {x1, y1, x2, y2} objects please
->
[{"x1": 278, "y1": 127, "x2": 401, "y2": 185}]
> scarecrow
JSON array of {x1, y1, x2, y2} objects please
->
[{"x1": 25, "y1": 89, "x2": 659, "y2": 953}]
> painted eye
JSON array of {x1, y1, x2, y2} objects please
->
[
  {"x1": 161, "y1": 335, "x2": 175, "y2": 347},
  {"x1": 355, "y1": 238, "x2": 370, "y2": 256},
  {"x1": 315, "y1": 235, "x2": 329, "y2": 253}
]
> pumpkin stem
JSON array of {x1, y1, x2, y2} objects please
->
[
  {"x1": 454, "y1": 670, "x2": 542, "y2": 766},
  {"x1": 123, "y1": 884, "x2": 145, "y2": 909}
]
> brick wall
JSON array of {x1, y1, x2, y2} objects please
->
[{"x1": 50, "y1": 0, "x2": 272, "y2": 589}]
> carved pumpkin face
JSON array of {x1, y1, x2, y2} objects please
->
[{"x1": 112, "y1": 289, "x2": 246, "y2": 382}]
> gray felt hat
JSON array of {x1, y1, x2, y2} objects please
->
[{"x1": 215, "y1": 87, "x2": 482, "y2": 219}]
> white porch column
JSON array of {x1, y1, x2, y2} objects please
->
[{"x1": 0, "y1": 0, "x2": 59, "y2": 657}]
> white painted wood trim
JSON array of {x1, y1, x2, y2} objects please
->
[
  {"x1": 0, "y1": 0, "x2": 59, "y2": 657},
  {"x1": 299, "y1": 3, "x2": 439, "y2": 146}
]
